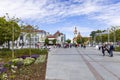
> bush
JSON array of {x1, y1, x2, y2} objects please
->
[
  {"x1": 0, "y1": 51, "x2": 12, "y2": 58},
  {"x1": 114, "y1": 46, "x2": 120, "y2": 51},
  {"x1": 15, "y1": 48, "x2": 48, "y2": 57},
  {"x1": 0, "y1": 48, "x2": 48, "y2": 63},
  {"x1": 0, "y1": 48, "x2": 48, "y2": 58},
  {"x1": 0, "y1": 48, "x2": 11, "y2": 51}
]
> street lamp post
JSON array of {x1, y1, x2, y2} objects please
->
[
  {"x1": 29, "y1": 27, "x2": 32, "y2": 55},
  {"x1": 100, "y1": 33, "x2": 102, "y2": 44},
  {"x1": 107, "y1": 28, "x2": 110, "y2": 43},
  {"x1": 20, "y1": 21, "x2": 24, "y2": 48},
  {"x1": 111, "y1": 26, "x2": 117, "y2": 46},
  {"x1": 34, "y1": 25, "x2": 38, "y2": 48},
  {"x1": 113, "y1": 27, "x2": 116, "y2": 46},
  {"x1": 94, "y1": 34, "x2": 96, "y2": 46}
]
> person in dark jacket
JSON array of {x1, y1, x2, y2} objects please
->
[
  {"x1": 109, "y1": 43, "x2": 114, "y2": 57},
  {"x1": 101, "y1": 44, "x2": 106, "y2": 56}
]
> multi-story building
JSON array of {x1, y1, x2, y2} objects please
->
[
  {"x1": 47, "y1": 31, "x2": 66, "y2": 45},
  {"x1": 2, "y1": 28, "x2": 65, "y2": 48},
  {"x1": 15, "y1": 29, "x2": 47, "y2": 48}
]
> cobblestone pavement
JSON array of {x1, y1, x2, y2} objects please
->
[{"x1": 46, "y1": 47, "x2": 120, "y2": 80}]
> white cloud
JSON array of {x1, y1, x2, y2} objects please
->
[
  {"x1": 90, "y1": 2, "x2": 120, "y2": 26},
  {"x1": 0, "y1": 0, "x2": 100, "y2": 23},
  {"x1": 0, "y1": 0, "x2": 120, "y2": 29},
  {"x1": 0, "y1": 0, "x2": 47, "y2": 18},
  {"x1": 2, "y1": 0, "x2": 120, "y2": 38}
]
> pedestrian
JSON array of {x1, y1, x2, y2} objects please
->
[
  {"x1": 109, "y1": 43, "x2": 114, "y2": 57},
  {"x1": 81, "y1": 44, "x2": 83, "y2": 48},
  {"x1": 105, "y1": 44, "x2": 110, "y2": 54},
  {"x1": 83, "y1": 43, "x2": 86, "y2": 49},
  {"x1": 101, "y1": 44, "x2": 105, "y2": 56},
  {"x1": 98, "y1": 44, "x2": 101, "y2": 50}
]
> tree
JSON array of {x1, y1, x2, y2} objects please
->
[
  {"x1": 21, "y1": 25, "x2": 34, "y2": 33},
  {"x1": 0, "y1": 17, "x2": 7, "y2": 45},
  {"x1": 90, "y1": 30, "x2": 105, "y2": 41},
  {"x1": 116, "y1": 29, "x2": 120, "y2": 41},
  {"x1": 66, "y1": 39, "x2": 71, "y2": 43},
  {"x1": 90, "y1": 30, "x2": 108, "y2": 44},
  {"x1": 20, "y1": 25, "x2": 35, "y2": 56},
  {"x1": 6, "y1": 19, "x2": 21, "y2": 49},
  {"x1": 45, "y1": 38, "x2": 49, "y2": 45},
  {"x1": 0, "y1": 16, "x2": 21, "y2": 48},
  {"x1": 90, "y1": 31, "x2": 97, "y2": 41},
  {"x1": 52, "y1": 39, "x2": 56, "y2": 45},
  {"x1": 21, "y1": 25, "x2": 34, "y2": 42},
  {"x1": 0, "y1": 15, "x2": 21, "y2": 58},
  {"x1": 76, "y1": 38, "x2": 81, "y2": 44},
  {"x1": 90, "y1": 26, "x2": 120, "y2": 43},
  {"x1": 82, "y1": 37, "x2": 88, "y2": 44}
]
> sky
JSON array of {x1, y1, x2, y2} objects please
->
[{"x1": 0, "y1": 0, "x2": 120, "y2": 39}]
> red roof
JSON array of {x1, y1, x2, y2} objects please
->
[
  {"x1": 53, "y1": 31, "x2": 63, "y2": 37},
  {"x1": 47, "y1": 31, "x2": 63, "y2": 39},
  {"x1": 47, "y1": 35, "x2": 55, "y2": 38}
]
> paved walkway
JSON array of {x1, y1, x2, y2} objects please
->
[{"x1": 46, "y1": 47, "x2": 120, "y2": 80}]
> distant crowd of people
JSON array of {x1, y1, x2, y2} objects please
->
[
  {"x1": 42, "y1": 43, "x2": 87, "y2": 49},
  {"x1": 62, "y1": 43, "x2": 86, "y2": 49}
]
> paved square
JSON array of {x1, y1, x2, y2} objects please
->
[{"x1": 46, "y1": 47, "x2": 120, "y2": 80}]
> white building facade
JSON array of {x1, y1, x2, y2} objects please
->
[{"x1": 14, "y1": 29, "x2": 47, "y2": 48}]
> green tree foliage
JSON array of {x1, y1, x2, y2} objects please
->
[
  {"x1": 0, "y1": 17, "x2": 7, "y2": 45},
  {"x1": 90, "y1": 31, "x2": 96, "y2": 40},
  {"x1": 90, "y1": 29, "x2": 109, "y2": 43},
  {"x1": 101, "y1": 34, "x2": 107, "y2": 42},
  {"x1": 7, "y1": 20, "x2": 21, "y2": 41},
  {"x1": 95, "y1": 36, "x2": 100, "y2": 43},
  {"x1": 0, "y1": 16, "x2": 21, "y2": 48},
  {"x1": 90, "y1": 26, "x2": 120, "y2": 43},
  {"x1": 90, "y1": 30, "x2": 105, "y2": 41},
  {"x1": 45, "y1": 38, "x2": 49, "y2": 45},
  {"x1": 109, "y1": 32, "x2": 113, "y2": 42},
  {"x1": 116, "y1": 29, "x2": 120, "y2": 41},
  {"x1": 52, "y1": 39, "x2": 56, "y2": 45},
  {"x1": 76, "y1": 38, "x2": 81, "y2": 44},
  {"x1": 66, "y1": 39, "x2": 71, "y2": 43},
  {"x1": 82, "y1": 37, "x2": 88, "y2": 43}
]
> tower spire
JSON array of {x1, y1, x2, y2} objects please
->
[{"x1": 74, "y1": 27, "x2": 77, "y2": 37}]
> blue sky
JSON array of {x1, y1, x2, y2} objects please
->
[{"x1": 0, "y1": 0, "x2": 120, "y2": 39}]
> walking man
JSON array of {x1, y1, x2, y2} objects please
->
[
  {"x1": 109, "y1": 43, "x2": 114, "y2": 57},
  {"x1": 101, "y1": 44, "x2": 105, "y2": 56}
]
